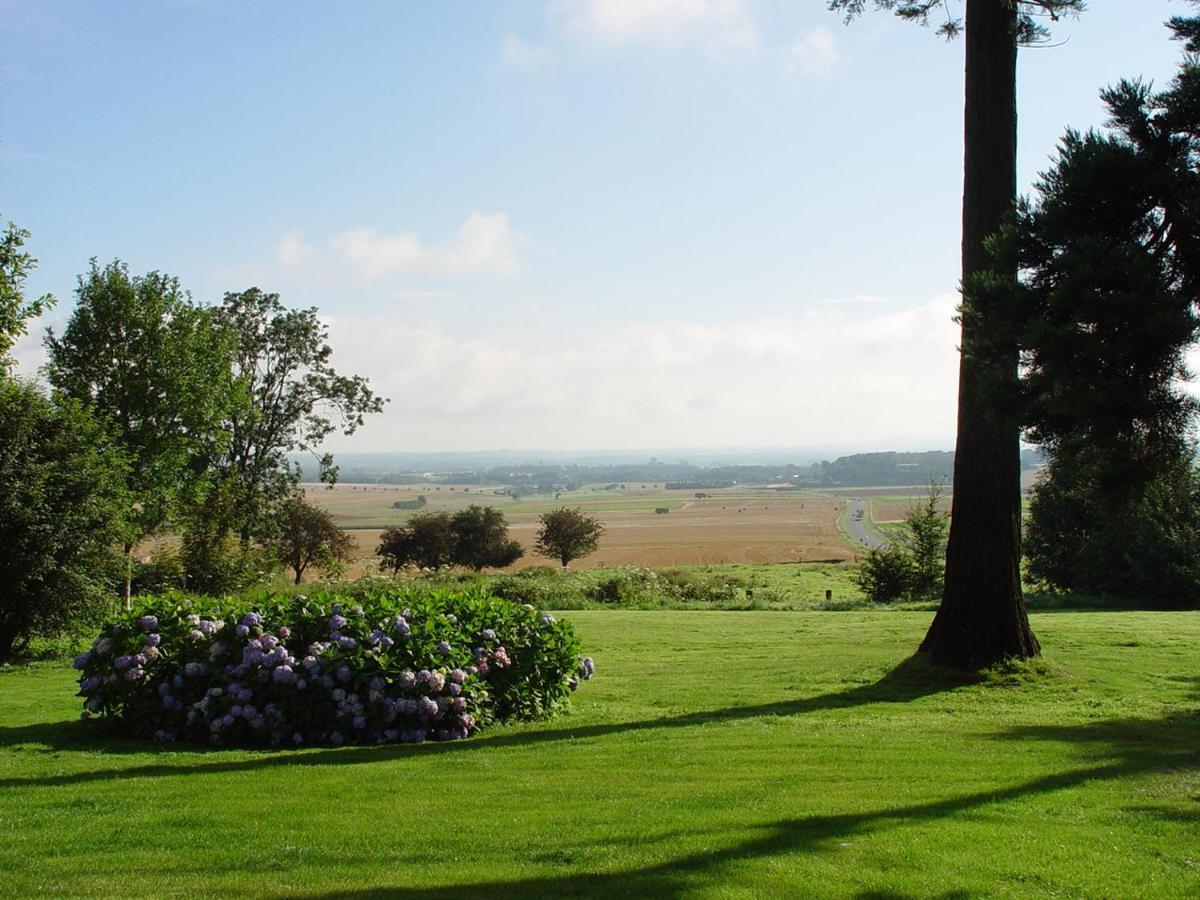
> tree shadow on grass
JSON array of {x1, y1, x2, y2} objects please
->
[
  {"x1": 283, "y1": 709, "x2": 1198, "y2": 899},
  {"x1": 0, "y1": 655, "x2": 970, "y2": 788}
]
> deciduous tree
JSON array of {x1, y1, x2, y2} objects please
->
[
  {"x1": 450, "y1": 505, "x2": 524, "y2": 571},
  {"x1": 214, "y1": 288, "x2": 385, "y2": 544},
  {"x1": 269, "y1": 493, "x2": 354, "y2": 584},
  {"x1": 0, "y1": 379, "x2": 127, "y2": 661},
  {"x1": 0, "y1": 215, "x2": 53, "y2": 366},
  {"x1": 535, "y1": 508, "x2": 604, "y2": 568},
  {"x1": 377, "y1": 511, "x2": 456, "y2": 572},
  {"x1": 45, "y1": 260, "x2": 234, "y2": 607}
]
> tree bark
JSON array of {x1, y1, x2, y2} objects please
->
[{"x1": 920, "y1": 0, "x2": 1040, "y2": 669}]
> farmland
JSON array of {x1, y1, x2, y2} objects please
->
[{"x1": 307, "y1": 482, "x2": 864, "y2": 572}]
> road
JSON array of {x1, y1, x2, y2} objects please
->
[{"x1": 843, "y1": 498, "x2": 888, "y2": 550}]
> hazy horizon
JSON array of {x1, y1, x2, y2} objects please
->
[{"x1": 6, "y1": 1, "x2": 1189, "y2": 453}]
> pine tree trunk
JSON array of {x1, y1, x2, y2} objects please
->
[{"x1": 920, "y1": 0, "x2": 1039, "y2": 669}]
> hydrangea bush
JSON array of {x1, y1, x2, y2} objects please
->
[{"x1": 74, "y1": 586, "x2": 593, "y2": 746}]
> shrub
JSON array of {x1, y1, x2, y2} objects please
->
[
  {"x1": 180, "y1": 532, "x2": 277, "y2": 597},
  {"x1": 131, "y1": 551, "x2": 186, "y2": 596},
  {"x1": 855, "y1": 546, "x2": 915, "y2": 604},
  {"x1": 586, "y1": 568, "x2": 661, "y2": 606},
  {"x1": 73, "y1": 586, "x2": 593, "y2": 745}
]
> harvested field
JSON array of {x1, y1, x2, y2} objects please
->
[{"x1": 310, "y1": 485, "x2": 858, "y2": 573}]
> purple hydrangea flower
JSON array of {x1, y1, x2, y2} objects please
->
[
  {"x1": 329, "y1": 614, "x2": 347, "y2": 631},
  {"x1": 199, "y1": 620, "x2": 219, "y2": 636},
  {"x1": 437, "y1": 641, "x2": 451, "y2": 656},
  {"x1": 292, "y1": 732, "x2": 304, "y2": 746},
  {"x1": 114, "y1": 655, "x2": 132, "y2": 670},
  {"x1": 72, "y1": 652, "x2": 92, "y2": 670},
  {"x1": 184, "y1": 662, "x2": 207, "y2": 677},
  {"x1": 448, "y1": 682, "x2": 462, "y2": 697},
  {"x1": 241, "y1": 612, "x2": 262, "y2": 628},
  {"x1": 480, "y1": 629, "x2": 496, "y2": 642},
  {"x1": 352, "y1": 715, "x2": 366, "y2": 730},
  {"x1": 235, "y1": 624, "x2": 250, "y2": 639},
  {"x1": 124, "y1": 667, "x2": 144, "y2": 682},
  {"x1": 416, "y1": 669, "x2": 431, "y2": 683},
  {"x1": 338, "y1": 636, "x2": 357, "y2": 650},
  {"x1": 139, "y1": 615, "x2": 159, "y2": 632},
  {"x1": 259, "y1": 634, "x2": 278, "y2": 651},
  {"x1": 272, "y1": 666, "x2": 295, "y2": 684},
  {"x1": 426, "y1": 671, "x2": 445, "y2": 692},
  {"x1": 393, "y1": 616, "x2": 410, "y2": 636},
  {"x1": 397, "y1": 671, "x2": 416, "y2": 690},
  {"x1": 336, "y1": 664, "x2": 351, "y2": 682},
  {"x1": 188, "y1": 629, "x2": 204, "y2": 642},
  {"x1": 185, "y1": 614, "x2": 200, "y2": 626},
  {"x1": 420, "y1": 697, "x2": 439, "y2": 720},
  {"x1": 146, "y1": 633, "x2": 161, "y2": 647}
]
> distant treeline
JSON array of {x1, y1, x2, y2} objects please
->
[{"x1": 304, "y1": 450, "x2": 1044, "y2": 489}]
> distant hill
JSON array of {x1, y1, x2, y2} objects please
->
[{"x1": 299, "y1": 448, "x2": 1043, "y2": 489}]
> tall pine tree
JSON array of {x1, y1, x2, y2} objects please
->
[{"x1": 829, "y1": 1, "x2": 1083, "y2": 667}]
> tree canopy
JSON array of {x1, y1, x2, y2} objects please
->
[
  {"x1": 0, "y1": 216, "x2": 54, "y2": 366},
  {"x1": 0, "y1": 379, "x2": 128, "y2": 661},
  {"x1": 535, "y1": 508, "x2": 605, "y2": 568},
  {"x1": 214, "y1": 288, "x2": 386, "y2": 543},
  {"x1": 45, "y1": 260, "x2": 236, "y2": 605}
]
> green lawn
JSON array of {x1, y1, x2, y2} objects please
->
[{"x1": 1, "y1": 610, "x2": 1197, "y2": 897}]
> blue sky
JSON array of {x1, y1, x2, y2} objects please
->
[{"x1": 3, "y1": 0, "x2": 1190, "y2": 452}]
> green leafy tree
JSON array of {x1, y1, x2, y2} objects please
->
[
  {"x1": 450, "y1": 505, "x2": 524, "y2": 571},
  {"x1": 1025, "y1": 447, "x2": 1200, "y2": 602},
  {"x1": 268, "y1": 493, "x2": 355, "y2": 585},
  {"x1": 213, "y1": 288, "x2": 385, "y2": 544},
  {"x1": 535, "y1": 508, "x2": 605, "y2": 568},
  {"x1": 1006, "y1": 12, "x2": 1200, "y2": 602},
  {"x1": 377, "y1": 511, "x2": 456, "y2": 572},
  {"x1": 45, "y1": 260, "x2": 235, "y2": 607},
  {"x1": 1001, "y1": 18, "x2": 1200, "y2": 492},
  {"x1": 903, "y1": 481, "x2": 950, "y2": 599},
  {"x1": 0, "y1": 379, "x2": 127, "y2": 661},
  {"x1": 828, "y1": 0, "x2": 1086, "y2": 667},
  {"x1": 0, "y1": 216, "x2": 54, "y2": 366},
  {"x1": 856, "y1": 545, "x2": 917, "y2": 604}
]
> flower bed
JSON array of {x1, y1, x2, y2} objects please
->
[{"x1": 74, "y1": 586, "x2": 593, "y2": 746}]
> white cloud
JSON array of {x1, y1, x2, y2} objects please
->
[
  {"x1": 322, "y1": 293, "x2": 962, "y2": 451},
  {"x1": 500, "y1": 34, "x2": 553, "y2": 73},
  {"x1": 551, "y1": 0, "x2": 757, "y2": 56},
  {"x1": 782, "y1": 27, "x2": 842, "y2": 80},
  {"x1": 275, "y1": 211, "x2": 528, "y2": 281}
]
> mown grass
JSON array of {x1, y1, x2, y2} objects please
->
[{"x1": 1, "y1": 610, "x2": 1197, "y2": 897}]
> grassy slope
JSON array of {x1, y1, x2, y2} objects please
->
[{"x1": 0, "y1": 610, "x2": 1197, "y2": 898}]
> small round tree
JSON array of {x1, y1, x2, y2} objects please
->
[
  {"x1": 450, "y1": 505, "x2": 524, "y2": 571},
  {"x1": 269, "y1": 494, "x2": 354, "y2": 584},
  {"x1": 535, "y1": 508, "x2": 604, "y2": 569},
  {"x1": 377, "y1": 511, "x2": 455, "y2": 573}
]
